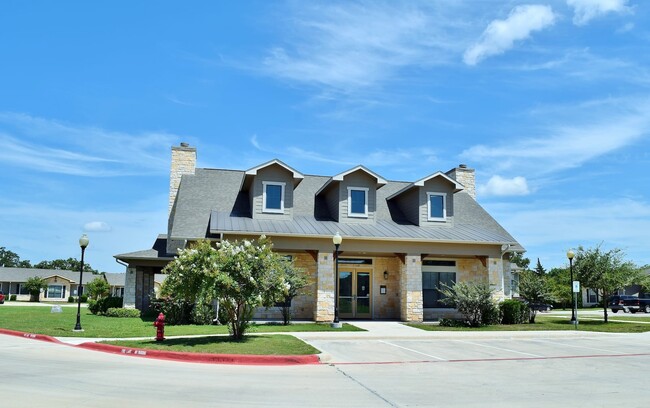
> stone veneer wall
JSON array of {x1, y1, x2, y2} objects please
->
[
  {"x1": 123, "y1": 266, "x2": 137, "y2": 308},
  {"x1": 169, "y1": 144, "x2": 196, "y2": 214},
  {"x1": 373, "y1": 257, "x2": 401, "y2": 319},
  {"x1": 400, "y1": 255, "x2": 423, "y2": 322}
]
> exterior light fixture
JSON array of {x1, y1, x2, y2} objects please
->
[
  {"x1": 384, "y1": 271, "x2": 389, "y2": 280},
  {"x1": 74, "y1": 234, "x2": 89, "y2": 332}
]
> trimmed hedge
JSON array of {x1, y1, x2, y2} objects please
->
[
  {"x1": 88, "y1": 296, "x2": 124, "y2": 315},
  {"x1": 105, "y1": 308, "x2": 141, "y2": 318},
  {"x1": 500, "y1": 299, "x2": 529, "y2": 324}
]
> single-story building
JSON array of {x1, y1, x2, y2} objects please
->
[
  {"x1": 116, "y1": 143, "x2": 524, "y2": 321},
  {"x1": 0, "y1": 267, "x2": 124, "y2": 302},
  {"x1": 582, "y1": 268, "x2": 650, "y2": 306}
]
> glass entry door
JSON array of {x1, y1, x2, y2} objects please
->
[{"x1": 338, "y1": 268, "x2": 372, "y2": 319}]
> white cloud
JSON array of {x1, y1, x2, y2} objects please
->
[
  {"x1": 567, "y1": 0, "x2": 632, "y2": 26},
  {"x1": 463, "y1": 5, "x2": 557, "y2": 66},
  {"x1": 84, "y1": 221, "x2": 112, "y2": 232},
  {"x1": 462, "y1": 97, "x2": 650, "y2": 175},
  {"x1": 478, "y1": 175, "x2": 530, "y2": 197},
  {"x1": 0, "y1": 113, "x2": 181, "y2": 176},
  {"x1": 263, "y1": 2, "x2": 466, "y2": 91}
]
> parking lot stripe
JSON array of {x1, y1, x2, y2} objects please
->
[
  {"x1": 529, "y1": 338, "x2": 626, "y2": 355},
  {"x1": 457, "y1": 340, "x2": 543, "y2": 357},
  {"x1": 378, "y1": 340, "x2": 446, "y2": 361}
]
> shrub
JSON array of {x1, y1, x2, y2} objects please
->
[
  {"x1": 80, "y1": 295, "x2": 88, "y2": 303},
  {"x1": 10, "y1": 294, "x2": 16, "y2": 301},
  {"x1": 500, "y1": 299, "x2": 529, "y2": 324},
  {"x1": 88, "y1": 296, "x2": 124, "y2": 315},
  {"x1": 105, "y1": 308, "x2": 141, "y2": 318},
  {"x1": 439, "y1": 318, "x2": 467, "y2": 327},
  {"x1": 150, "y1": 297, "x2": 195, "y2": 325},
  {"x1": 440, "y1": 281, "x2": 499, "y2": 327},
  {"x1": 68, "y1": 296, "x2": 75, "y2": 303}
]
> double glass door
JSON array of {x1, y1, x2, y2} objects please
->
[{"x1": 338, "y1": 268, "x2": 372, "y2": 319}]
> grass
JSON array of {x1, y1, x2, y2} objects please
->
[
  {"x1": 0, "y1": 306, "x2": 362, "y2": 338},
  {"x1": 408, "y1": 315, "x2": 650, "y2": 333},
  {"x1": 101, "y1": 334, "x2": 320, "y2": 355}
]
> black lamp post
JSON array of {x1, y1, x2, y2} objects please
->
[
  {"x1": 332, "y1": 232, "x2": 342, "y2": 326},
  {"x1": 567, "y1": 249, "x2": 576, "y2": 323},
  {"x1": 74, "y1": 234, "x2": 89, "y2": 332}
]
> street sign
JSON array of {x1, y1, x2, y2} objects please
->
[{"x1": 573, "y1": 281, "x2": 580, "y2": 293}]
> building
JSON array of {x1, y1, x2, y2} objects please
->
[
  {"x1": 115, "y1": 143, "x2": 524, "y2": 321},
  {"x1": 0, "y1": 267, "x2": 124, "y2": 301}
]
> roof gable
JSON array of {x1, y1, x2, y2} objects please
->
[
  {"x1": 316, "y1": 165, "x2": 387, "y2": 195},
  {"x1": 386, "y1": 172, "x2": 463, "y2": 200}
]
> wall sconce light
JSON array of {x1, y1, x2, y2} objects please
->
[{"x1": 384, "y1": 271, "x2": 389, "y2": 280}]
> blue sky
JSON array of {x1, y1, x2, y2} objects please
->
[{"x1": 1, "y1": 0, "x2": 649, "y2": 272}]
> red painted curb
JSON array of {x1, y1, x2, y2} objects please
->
[
  {"x1": 0, "y1": 328, "x2": 62, "y2": 344},
  {"x1": 77, "y1": 342, "x2": 321, "y2": 366}
]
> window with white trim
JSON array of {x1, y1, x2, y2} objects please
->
[
  {"x1": 427, "y1": 192, "x2": 446, "y2": 221},
  {"x1": 46, "y1": 285, "x2": 65, "y2": 299},
  {"x1": 347, "y1": 187, "x2": 368, "y2": 217},
  {"x1": 262, "y1": 181, "x2": 285, "y2": 213}
]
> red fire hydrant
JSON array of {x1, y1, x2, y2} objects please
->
[{"x1": 153, "y1": 313, "x2": 165, "y2": 342}]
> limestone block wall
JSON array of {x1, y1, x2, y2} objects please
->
[
  {"x1": 314, "y1": 251, "x2": 335, "y2": 322},
  {"x1": 123, "y1": 266, "x2": 137, "y2": 308},
  {"x1": 373, "y1": 257, "x2": 401, "y2": 319},
  {"x1": 169, "y1": 144, "x2": 196, "y2": 213},
  {"x1": 400, "y1": 255, "x2": 423, "y2": 322},
  {"x1": 488, "y1": 257, "x2": 505, "y2": 301}
]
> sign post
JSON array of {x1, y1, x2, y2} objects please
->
[{"x1": 572, "y1": 281, "x2": 580, "y2": 328}]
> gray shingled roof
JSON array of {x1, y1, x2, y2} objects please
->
[
  {"x1": 114, "y1": 235, "x2": 175, "y2": 261},
  {"x1": 0, "y1": 267, "x2": 106, "y2": 284},
  {"x1": 167, "y1": 167, "x2": 522, "y2": 249},
  {"x1": 104, "y1": 273, "x2": 125, "y2": 286}
]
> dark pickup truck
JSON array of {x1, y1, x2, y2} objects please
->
[{"x1": 623, "y1": 294, "x2": 650, "y2": 313}]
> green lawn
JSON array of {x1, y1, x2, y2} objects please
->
[
  {"x1": 0, "y1": 306, "x2": 362, "y2": 338},
  {"x1": 101, "y1": 334, "x2": 320, "y2": 355},
  {"x1": 408, "y1": 316, "x2": 650, "y2": 333}
]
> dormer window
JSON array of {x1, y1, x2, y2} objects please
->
[
  {"x1": 348, "y1": 187, "x2": 368, "y2": 218},
  {"x1": 263, "y1": 181, "x2": 285, "y2": 213},
  {"x1": 427, "y1": 192, "x2": 446, "y2": 221}
]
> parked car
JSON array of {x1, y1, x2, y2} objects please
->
[
  {"x1": 529, "y1": 303, "x2": 553, "y2": 312},
  {"x1": 622, "y1": 294, "x2": 650, "y2": 314},
  {"x1": 0, "y1": 290, "x2": 4, "y2": 304},
  {"x1": 609, "y1": 295, "x2": 637, "y2": 313}
]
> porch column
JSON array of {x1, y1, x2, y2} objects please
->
[
  {"x1": 314, "y1": 251, "x2": 335, "y2": 322},
  {"x1": 123, "y1": 266, "x2": 136, "y2": 308},
  {"x1": 488, "y1": 257, "x2": 506, "y2": 301},
  {"x1": 400, "y1": 254, "x2": 423, "y2": 322}
]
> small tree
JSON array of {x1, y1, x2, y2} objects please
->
[
  {"x1": 440, "y1": 281, "x2": 499, "y2": 327},
  {"x1": 86, "y1": 277, "x2": 110, "y2": 300},
  {"x1": 574, "y1": 245, "x2": 644, "y2": 323},
  {"x1": 24, "y1": 276, "x2": 47, "y2": 302},
  {"x1": 518, "y1": 270, "x2": 554, "y2": 323},
  {"x1": 275, "y1": 259, "x2": 309, "y2": 325},
  {"x1": 547, "y1": 267, "x2": 572, "y2": 309},
  {"x1": 162, "y1": 237, "x2": 304, "y2": 339},
  {"x1": 533, "y1": 258, "x2": 547, "y2": 275}
]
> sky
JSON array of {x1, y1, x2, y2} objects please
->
[{"x1": 1, "y1": 0, "x2": 649, "y2": 273}]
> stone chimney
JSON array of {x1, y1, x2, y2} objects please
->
[
  {"x1": 447, "y1": 164, "x2": 476, "y2": 199},
  {"x1": 169, "y1": 143, "x2": 196, "y2": 214}
]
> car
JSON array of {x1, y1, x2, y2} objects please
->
[
  {"x1": 529, "y1": 303, "x2": 553, "y2": 312},
  {"x1": 0, "y1": 290, "x2": 4, "y2": 304},
  {"x1": 608, "y1": 295, "x2": 637, "y2": 313}
]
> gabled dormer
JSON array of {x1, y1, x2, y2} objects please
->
[
  {"x1": 240, "y1": 159, "x2": 304, "y2": 220},
  {"x1": 316, "y1": 165, "x2": 386, "y2": 223},
  {"x1": 387, "y1": 172, "x2": 463, "y2": 226}
]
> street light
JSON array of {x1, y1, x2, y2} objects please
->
[
  {"x1": 332, "y1": 232, "x2": 342, "y2": 327},
  {"x1": 567, "y1": 249, "x2": 576, "y2": 323},
  {"x1": 74, "y1": 234, "x2": 89, "y2": 332}
]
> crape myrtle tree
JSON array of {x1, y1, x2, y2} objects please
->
[
  {"x1": 547, "y1": 267, "x2": 572, "y2": 309},
  {"x1": 573, "y1": 245, "x2": 646, "y2": 323},
  {"x1": 275, "y1": 259, "x2": 309, "y2": 325},
  {"x1": 24, "y1": 276, "x2": 47, "y2": 302},
  {"x1": 162, "y1": 236, "x2": 306, "y2": 339},
  {"x1": 440, "y1": 280, "x2": 500, "y2": 327},
  {"x1": 518, "y1": 269, "x2": 555, "y2": 323}
]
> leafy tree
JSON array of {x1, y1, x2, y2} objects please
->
[
  {"x1": 24, "y1": 276, "x2": 47, "y2": 302},
  {"x1": 547, "y1": 267, "x2": 572, "y2": 309},
  {"x1": 440, "y1": 281, "x2": 500, "y2": 327},
  {"x1": 533, "y1": 258, "x2": 547, "y2": 275},
  {"x1": 86, "y1": 277, "x2": 110, "y2": 300},
  {"x1": 518, "y1": 270, "x2": 554, "y2": 323},
  {"x1": 574, "y1": 245, "x2": 645, "y2": 323},
  {"x1": 510, "y1": 253, "x2": 530, "y2": 270},
  {"x1": 162, "y1": 237, "x2": 305, "y2": 339},
  {"x1": 0, "y1": 247, "x2": 31, "y2": 267},
  {"x1": 34, "y1": 258, "x2": 97, "y2": 273}
]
